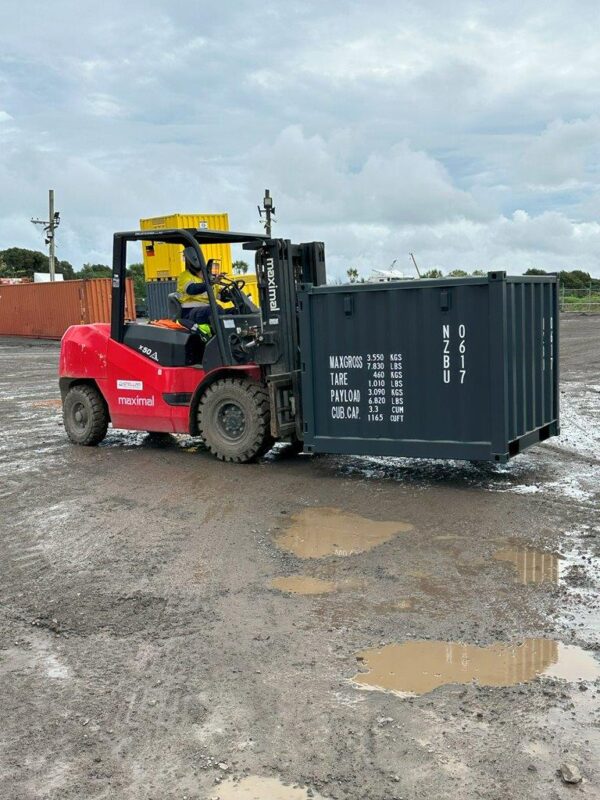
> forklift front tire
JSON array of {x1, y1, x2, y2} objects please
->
[
  {"x1": 63, "y1": 384, "x2": 109, "y2": 446},
  {"x1": 198, "y1": 378, "x2": 273, "y2": 463}
]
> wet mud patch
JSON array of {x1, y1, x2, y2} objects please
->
[
  {"x1": 275, "y1": 507, "x2": 413, "y2": 558},
  {"x1": 270, "y1": 571, "x2": 367, "y2": 595},
  {"x1": 329, "y1": 452, "x2": 535, "y2": 490},
  {"x1": 270, "y1": 576, "x2": 337, "y2": 595},
  {"x1": 31, "y1": 398, "x2": 62, "y2": 409},
  {"x1": 493, "y1": 545, "x2": 561, "y2": 584},
  {"x1": 22, "y1": 592, "x2": 177, "y2": 638},
  {"x1": 352, "y1": 639, "x2": 600, "y2": 697},
  {"x1": 99, "y1": 430, "x2": 200, "y2": 451},
  {"x1": 216, "y1": 775, "x2": 329, "y2": 799},
  {"x1": 554, "y1": 530, "x2": 600, "y2": 639}
]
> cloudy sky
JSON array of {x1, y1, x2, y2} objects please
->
[{"x1": 1, "y1": 1, "x2": 599, "y2": 278}]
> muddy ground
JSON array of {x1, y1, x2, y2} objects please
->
[{"x1": 0, "y1": 315, "x2": 598, "y2": 800}]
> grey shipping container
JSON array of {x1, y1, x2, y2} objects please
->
[
  {"x1": 298, "y1": 272, "x2": 559, "y2": 463},
  {"x1": 146, "y1": 279, "x2": 177, "y2": 320}
]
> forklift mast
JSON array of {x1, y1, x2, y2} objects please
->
[{"x1": 244, "y1": 239, "x2": 326, "y2": 440}]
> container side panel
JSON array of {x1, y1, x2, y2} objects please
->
[
  {"x1": 147, "y1": 280, "x2": 177, "y2": 320},
  {"x1": 301, "y1": 282, "x2": 491, "y2": 453},
  {"x1": 505, "y1": 278, "x2": 559, "y2": 440},
  {"x1": 82, "y1": 279, "x2": 135, "y2": 324},
  {"x1": 534, "y1": 282, "x2": 544, "y2": 429},
  {"x1": 125, "y1": 278, "x2": 137, "y2": 321},
  {"x1": 506, "y1": 284, "x2": 517, "y2": 440},
  {"x1": 0, "y1": 281, "x2": 84, "y2": 339},
  {"x1": 140, "y1": 213, "x2": 231, "y2": 279}
]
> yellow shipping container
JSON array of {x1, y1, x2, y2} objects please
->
[
  {"x1": 238, "y1": 273, "x2": 259, "y2": 307},
  {"x1": 140, "y1": 213, "x2": 232, "y2": 280}
]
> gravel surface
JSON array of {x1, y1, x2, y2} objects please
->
[{"x1": 0, "y1": 315, "x2": 598, "y2": 800}]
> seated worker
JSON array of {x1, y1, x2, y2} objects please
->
[{"x1": 177, "y1": 248, "x2": 227, "y2": 326}]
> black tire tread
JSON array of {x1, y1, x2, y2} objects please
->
[
  {"x1": 63, "y1": 384, "x2": 109, "y2": 446},
  {"x1": 198, "y1": 377, "x2": 273, "y2": 463}
]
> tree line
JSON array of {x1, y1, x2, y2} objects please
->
[
  {"x1": 523, "y1": 268, "x2": 599, "y2": 292},
  {"x1": 1, "y1": 247, "x2": 597, "y2": 298},
  {"x1": 0, "y1": 247, "x2": 147, "y2": 303},
  {"x1": 345, "y1": 265, "x2": 599, "y2": 290}
]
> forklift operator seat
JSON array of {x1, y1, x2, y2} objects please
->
[{"x1": 167, "y1": 292, "x2": 183, "y2": 322}]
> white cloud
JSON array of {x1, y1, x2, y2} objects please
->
[
  {"x1": 0, "y1": 0, "x2": 599, "y2": 277},
  {"x1": 518, "y1": 117, "x2": 600, "y2": 188}
]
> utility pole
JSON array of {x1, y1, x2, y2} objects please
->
[
  {"x1": 258, "y1": 189, "x2": 276, "y2": 237},
  {"x1": 31, "y1": 189, "x2": 60, "y2": 281},
  {"x1": 409, "y1": 252, "x2": 421, "y2": 278}
]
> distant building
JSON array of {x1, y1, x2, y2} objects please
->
[
  {"x1": 367, "y1": 269, "x2": 409, "y2": 282},
  {"x1": 34, "y1": 272, "x2": 64, "y2": 283}
]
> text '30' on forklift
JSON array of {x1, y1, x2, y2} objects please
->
[{"x1": 59, "y1": 228, "x2": 326, "y2": 462}]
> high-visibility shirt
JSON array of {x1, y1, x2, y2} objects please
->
[{"x1": 177, "y1": 268, "x2": 209, "y2": 307}]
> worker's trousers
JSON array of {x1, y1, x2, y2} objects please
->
[{"x1": 182, "y1": 306, "x2": 224, "y2": 325}]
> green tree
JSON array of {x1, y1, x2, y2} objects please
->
[
  {"x1": 232, "y1": 259, "x2": 249, "y2": 275},
  {"x1": 77, "y1": 263, "x2": 112, "y2": 279},
  {"x1": 559, "y1": 270, "x2": 591, "y2": 291},
  {"x1": 471, "y1": 269, "x2": 486, "y2": 276},
  {"x1": 422, "y1": 269, "x2": 444, "y2": 278},
  {"x1": 58, "y1": 260, "x2": 75, "y2": 280},
  {"x1": 346, "y1": 267, "x2": 359, "y2": 283},
  {"x1": 447, "y1": 269, "x2": 469, "y2": 277},
  {"x1": 524, "y1": 268, "x2": 547, "y2": 276},
  {"x1": 127, "y1": 263, "x2": 147, "y2": 304},
  {"x1": 0, "y1": 247, "x2": 74, "y2": 280}
]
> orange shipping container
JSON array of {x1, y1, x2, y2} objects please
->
[{"x1": 0, "y1": 279, "x2": 136, "y2": 339}]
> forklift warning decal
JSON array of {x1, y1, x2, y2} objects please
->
[{"x1": 117, "y1": 380, "x2": 143, "y2": 391}]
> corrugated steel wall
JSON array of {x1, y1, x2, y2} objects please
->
[
  {"x1": 0, "y1": 279, "x2": 136, "y2": 339},
  {"x1": 505, "y1": 279, "x2": 558, "y2": 441},
  {"x1": 140, "y1": 213, "x2": 231, "y2": 280},
  {"x1": 146, "y1": 280, "x2": 177, "y2": 319}
]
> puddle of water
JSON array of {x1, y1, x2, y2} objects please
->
[
  {"x1": 494, "y1": 546, "x2": 560, "y2": 584},
  {"x1": 270, "y1": 576, "x2": 337, "y2": 595},
  {"x1": 275, "y1": 507, "x2": 413, "y2": 559},
  {"x1": 352, "y1": 639, "x2": 600, "y2": 697},
  {"x1": 216, "y1": 775, "x2": 328, "y2": 799}
]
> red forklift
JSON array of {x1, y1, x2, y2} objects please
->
[
  {"x1": 60, "y1": 227, "x2": 560, "y2": 465},
  {"x1": 59, "y1": 229, "x2": 325, "y2": 462}
]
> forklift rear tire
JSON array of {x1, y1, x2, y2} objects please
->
[
  {"x1": 198, "y1": 378, "x2": 273, "y2": 463},
  {"x1": 63, "y1": 384, "x2": 109, "y2": 446}
]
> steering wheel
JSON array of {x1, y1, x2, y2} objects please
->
[{"x1": 216, "y1": 274, "x2": 245, "y2": 289}]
